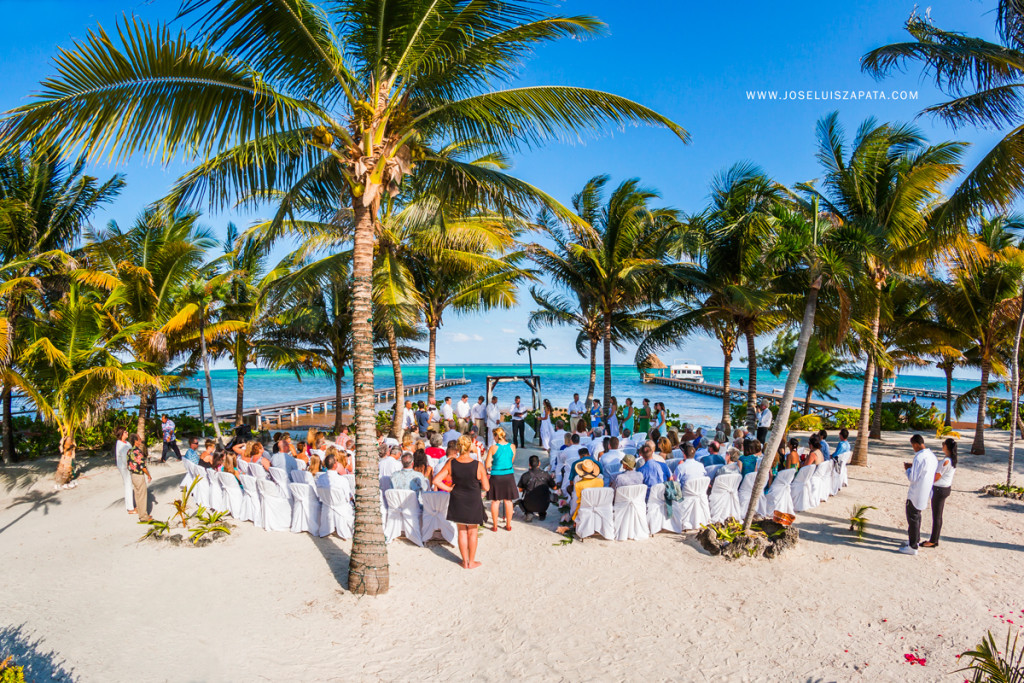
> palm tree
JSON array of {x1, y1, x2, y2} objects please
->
[
  {"x1": 84, "y1": 209, "x2": 216, "y2": 449},
  {"x1": 516, "y1": 337, "x2": 545, "y2": 376},
  {"x1": 929, "y1": 216, "x2": 1024, "y2": 454},
  {"x1": 934, "y1": 349, "x2": 973, "y2": 427},
  {"x1": 0, "y1": 142, "x2": 123, "y2": 463},
  {"x1": 761, "y1": 329, "x2": 858, "y2": 415},
  {"x1": 1, "y1": 0, "x2": 686, "y2": 596},
  {"x1": 797, "y1": 113, "x2": 965, "y2": 467},
  {"x1": 5, "y1": 283, "x2": 165, "y2": 483}
]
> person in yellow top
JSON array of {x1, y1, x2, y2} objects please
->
[{"x1": 571, "y1": 458, "x2": 604, "y2": 521}]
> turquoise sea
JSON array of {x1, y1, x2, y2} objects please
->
[{"x1": 176, "y1": 364, "x2": 997, "y2": 426}]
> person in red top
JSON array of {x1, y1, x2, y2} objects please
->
[{"x1": 425, "y1": 433, "x2": 446, "y2": 459}]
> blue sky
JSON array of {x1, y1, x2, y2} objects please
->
[{"x1": 0, "y1": 0, "x2": 1005, "y2": 374}]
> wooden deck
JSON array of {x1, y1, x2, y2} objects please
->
[
  {"x1": 641, "y1": 375, "x2": 855, "y2": 418},
  {"x1": 891, "y1": 386, "x2": 955, "y2": 401},
  {"x1": 223, "y1": 377, "x2": 470, "y2": 430}
]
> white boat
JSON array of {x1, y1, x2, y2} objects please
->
[
  {"x1": 670, "y1": 360, "x2": 704, "y2": 383},
  {"x1": 881, "y1": 374, "x2": 897, "y2": 393}
]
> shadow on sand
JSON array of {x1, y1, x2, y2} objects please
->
[{"x1": 0, "y1": 623, "x2": 77, "y2": 682}]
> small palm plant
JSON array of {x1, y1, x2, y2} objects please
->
[
  {"x1": 956, "y1": 628, "x2": 1024, "y2": 683},
  {"x1": 849, "y1": 505, "x2": 877, "y2": 540},
  {"x1": 172, "y1": 478, "x2": 201, "y2": 527},
  {"x1": 189, "y1": 508, "x2": 230, "y2": 545}
]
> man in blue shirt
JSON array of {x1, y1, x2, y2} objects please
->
[
  {"x1": 818, "y1": 429, "x2": 832, "y2": 460},
  {"x1": 637, "y1": 445, "x2": 671, "y2": 496},
  {"x1": 182, "y1": 438, "x2": 200, "y2": 465},
  {"x1": 698, "y1": 441, "x2": 725, "y2": 467},
  {"x1": 159, "y1": 414, "x2": 182, "y2": 462},
  {"x1": 832, "y1": 428, "x2": 850, "y2": 460}
]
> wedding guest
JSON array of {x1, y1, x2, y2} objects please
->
[
  {"x1": 183, "y1": 438, "x2": 200, "y2": 465},
  {"x1": 817, "y1": 429, "x2": 831, "y2": 460},
  {"x1": 517, "y1": 455, "x2": 555, "y2": 522},
  {"x1": 114, "y1": 427, "x2": 134, "y2": 514},
  {"x1": 198, "y1": 440, "x2": 217, "y2": 469},
  {"x1": 413, "y1": 449, "x2": 434, "y2": 484},
  {"x1": 391, "y1": 452, "x2": 430, "y2": 494},
  {"x1": 569, "y1": 458, "x2": 604, "y2": 520},
  {"x1": 802, "y1": 434, "x2": 824, "y2": 468},
  {"x1": 833, "y1": 428, "x2": 851, "y2": 461},
  {"x1": 379, "y1": 445, "x2": 403, "y2": 479},
  {"x1": 126, "y1": 433, "x2": 152, "y2": 523},
  {"x1": 784, "y1": 438, "x2": 801, "y2": 470},
  {"x1": 901, "y1": 434, "x2": 938, "y2": 556},
  {"x1": 612, "y1": 453, "x2": 644, "y2": 490},
  {"x1": 485, "y1": 427, "x2": 518, "y2": 532},
  {"x1": 308, "y1": 454, "x2": 322, "y2": 475},
  {"x1": 674, "y1": 443, "x2": 705, "y2": 486},
  {"x1": 425, "y1": 433, "x2": 446, "y2": 459},
  {"x1": 441, "y1": 420, "x2": 462, "y2": 448},
  {"x1": 921, "y1": 438, "x2": 957, "y2": 548},
  {"x1": 433, "y1": 436, "x2": 489, "y2": 569}
]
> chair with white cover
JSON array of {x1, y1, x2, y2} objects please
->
[
  {"x1": 288, "y1": 483, "x2": 321, "y2": 535},
  {"x1": 289, "y1": 470, "x2": 306, "y2": 484},
  {"x1": 704, "y1": 464, "x2": 723, "y2": 480},
  {"x1": 380, "y1": 475, "x2": 393, "y2": 493},
  {"x1": 810, "y1": 461, "x2": 833, "y2": 504},
  {"x1": 238, "y1": 474, "x2": 262, "y2": 528},
  {"x1": 833, "y1": 451, "x2": 851, "y2": 495},
  {"x1": 791, "y1": 465, "x2": 816, "y2": 512},
  {"x1": 296, "y1": 458, "x2": 308, "y2": 471},
  {"x1": 256, "y1": 478, "x2": 292, "y2": 531},
  {"x1": 677, "y1": 476, "x2": 712, "y2": 530},
  {"x1": 383, "y1": 489, "x2": 425, "y2": 546},
  {"x1": 420, "y1": 491, "x2": 456, "y2": 544},
  {"x1": 631, "y1": 432, "x2": 647, "y2": 445},
  {"x1": 646, "y1": 483, "x2": 682, "y2": 534},
  {"x1": 205, "y1": 467, "x2": 225, "y2": 512},
  {"x1": 236, "y1": 459, "x2": 252, "y2": 476},
  {"x1": 665, "y1": 458, "x2": 683, "y2": 472},
  {"x1": 269, "y1": 467, "x2": 292, "y2": 500},
  {"x1": 344, "y1": 473, "x2": 355, "y2": 492},
  {"x1": 737, "y1": 472, "x2": 757, "y2": 513},
  {"x1": 575, "y1": 487, "x2": 614, "y2": 539},
  {"x1": 670, "y1": 448, "x2": 683, "y2": 460},
  {"x1": 760, "y1": 467, "x2": 796, "y2": 516},
  {"x1": 217, "y1": 472, "x2": 246, "y2": 520},
  {"x1": 612, "y1": 484, "x2": 650, "y2": 541},
  {"x1": 622, "y1": 446, "x2": 637, "y2": 456},
  {"x1": 317, "y1": 485, "x2": 355, "y2": 539},
  {"x1": 249, "y1": 464, "x2": 269, "y2": 480},
  {"x1": 708, "y1": 472, "x2": 742, "y2": 523},
  {"x1": 180, "y1": 458, "x2": 199, "y2": 491},
  {"x1": 299, "y1": 470, "x2": 316, "y2": 486}
]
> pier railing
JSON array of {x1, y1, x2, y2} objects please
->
[{"x1": 642, "y1": 374, "x2": 854, "y2": 419}]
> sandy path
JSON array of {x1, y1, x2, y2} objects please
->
[{"x1": 1, "y1": 430, "x2": 1022, "y2": 682}]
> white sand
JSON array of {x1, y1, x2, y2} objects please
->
[{"x1": 1, "y1": 430, "x2": 1023, "y2": 682}]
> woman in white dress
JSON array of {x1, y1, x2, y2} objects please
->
[
  {"x1": 606, "y1": 396, "x2": 619, "y2": 437},
  {"x1": 539, "y1": 399, "x2": 554, "y2": 452},
  {"x1": 113, "y1": 427, "x2": 135, "y2": 514}
]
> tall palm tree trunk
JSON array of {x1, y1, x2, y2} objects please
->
[
  {"x1": 199, "y1": 311, "x2": 222, "y2": 443},
  {"x1": 234, "y1": 363, "x2": 246, "y2": 428},
  {"x1": 1008, "y1": 293, "x2": 1024, "y2": 486},
  {"x1": 743, "y1": 325, "x2": 758, "y2": 431},
  {"x1": 1, "y1": 385, "x2": 14, "y2": 465},
  {"x1": 971, "y1": 354, "x2": 992, "y2": 455},
  {"x1": 586, "y1": 339, "x2": 597, "y2": 407},
  {"x1": 347, "y1": 201, "x2": 388, "y2": 596},
  {"x1": 943, "y1": 366, "x2": 953, "y2": 428},
  {"x1": 602, "y1": 312, "x2": 613, "y2": 415},
  {"x1": 386, "y1": 323, "x2": 405, "y2": 438},
  {"x1": 55, "y1": 427, "x2": 75, "y2": 486},
  {"x1": 851, "y1": 297, "x2": 882, "y2": 467},
  {"x1": 527, "y1": 349, "x2": 534, "y2": 376},
  {"x1": 744, "y1": 279, "x2": 821, "y2": 529},
  {"x1": 804, "y1": 386, "x2": 813, "y2": 416},
  {"x1": 427, "y1": 325, "x2": 438, "y2": 403},
  {"x1": 720, "y1": 346, "x2": 733, "y2": 429},
  {"x1": 872, "y1": 373, "x2": 886, "y2": 437},
  {"x1": 334, "y1": 369, "x2": 345, "y2": 434}
]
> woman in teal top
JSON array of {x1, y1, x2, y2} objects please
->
[
  {"x1": 622, "y1": 398, "x2": 635, "y2": 434},
  {"x1": 485, "y1": 427, "x2": 518, "y2": 532}
]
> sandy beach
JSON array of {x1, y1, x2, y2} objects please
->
[{"x1": 1, "y1": 429, "x2": 1022, "y2": 682}]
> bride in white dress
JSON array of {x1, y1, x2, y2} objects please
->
[{"x1": 539, "y1": 399, "x2": 554, "y2": 452}]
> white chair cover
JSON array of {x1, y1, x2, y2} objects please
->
[
  {"x1": 621, "y1": 446, "x2": 637, "y2": 456},
  {"x1": 704, "y1": 464, "x2": 723, "y2": 480},
  {"x1": 380, "y1": 475, "x2": 393, "y2": 493},
  {"x1": 317, "y1": 484, "x2": 355, "y2": 539},
  {"x1": 612, "y1": 484, "x2": 650, "y2": 541},
  {"x1": 250, "y1": 463, "x2": 269, "y2": 480},
  {"x1": 646, "y1": 483, "x2": 681, "y2": 534},
  {"x1": 344, "y1": 474, "x2": 356, "y2": 492},
  {"x1": 834, "y1": 450, "x2": 851, "y2": 495},
  {"x1": 420, "y1": 491, "x2": 456, "y2": 544},
  {"x1": 296, "y1": 458, "x2": 308, "y2": 471},
  {"x1": 811, "y1": 462, "x2": 833, "y2": 503},
  {"x1": 299, "y1": 470, "x2": 316, "y2": 486},
  {"x1": 256, "y1": 478, "x2": 292, "y2": 531},
  {"x1": 269, "y1": 467, "x2": 292, "y2": 500},
  {"x1": 665, "y1": 458, "x2": 683, "y2": 472},
  {"x1": 677, "y1": 476, "x2": 712, "y2": 530},
  {"x1": 383, "y1": 489, "x2": 425, "y2": 546},
  {"x1": 575, "y1": 487, "x2": 614, "y2": 540},
  {"x1": 180, "y1": 458, "x2": 198, "y2": 490},
  {"x1": 236, "y1": 460, "x2": 252, "y2": 476},
  {"x1": 762, "y1": 467, "x2": 796, "y2": 516},
  {"x1": 238, "y1": 474, "x2": 262, "y2": 528},
  {"x1": 205, "y1": 467, "x2": 225, "y2": 512},
  {"x1": 708, "y1": 472, "x2": 742, "y2": 523},
  {"x1": 288, "y1": 482, "x2": 321, "y2": 535},
  {"x1": 631, "y1": 432, "x2": 647, "y2": 445},
  {"x1": 737, "y1": 472, "x2": 757, "y2": 513},
  {"x1": 670, "y1": 449, "x2": 683, "y2": 460},
  {"x1": 217, "y1": 472, "x2": 246, "y2": 520},
  {"x1": 289, "y1": 470, "x2": 306, "y2": 484},
  {"x1": 791, "y1": 465, "x2": 816, "y2": 512}
]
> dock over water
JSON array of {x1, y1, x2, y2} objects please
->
[{"x1": 642, "y1": 374, "x2": 855, "y2": 418}]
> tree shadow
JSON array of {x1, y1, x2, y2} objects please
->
[
  {"x1": 0, "y1": 623, "x2": 77, "y2": 681},
  {"x1": 0, "y1": 490, "x2": 61, "y2": 535},
  {"x1": 310, "y1": 534, "x2": 351, "y2": 591}
]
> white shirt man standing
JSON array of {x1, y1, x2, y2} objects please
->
[
  {"x1": 400, "y1": 400, "x2": 416, "y2": 434},
  {"x1": 470, "y1": 396, "x2": 487, "y2": 443},
  {"x1": 455, "y1": 394, "x2": 471, "y2": 432},
  {"x1": 756, "y1": 401, "x2": 773, "y2": 444},
  {"x1": 567, "y1": 393, "x2": 585, "y2": 425},
  {"x1": 509, "y1": 396, "x2": 527, "y2": 449},
  {"x1": 901, "y1": 434, "x2": 938, "y2": 555},
  {"x1": 485, "y1": 396, "x2": 502, "y2": 447},
  {"x1": 440, "y1": 397, "x2": 455, "y2": 423}
]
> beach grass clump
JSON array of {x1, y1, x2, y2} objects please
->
[
  {"x1": 982, "y1": 483, "x2": 1024, "y2": 500},
  {"x1": 955, "y1": 628, "x2": 1024, "y2": 682},
  {"x1": 697, "y1": 518, "x2": 798, "y2": 559},
  {"x1": 139, "y1": 478, "x2": 232, "y2": 546}
]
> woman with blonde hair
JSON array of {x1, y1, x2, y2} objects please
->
[
  {"x1": 308, "y1": 454, "x2": 322, "y2": 475},
  {"x1": 484, "y1": 426, "x2": 517, "y2": 532},
  {"x1": 247, "y1": 441, "x2": 270, "y2": 471},
  {"x1": 434, "y1": 435, "x2": 489, "y2": 569},
  {"x1": 305, "y1": 427, "x2": 317, "y2": 455}
]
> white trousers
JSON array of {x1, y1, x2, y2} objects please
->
[{"x1": 115, "y1": 453, "x2": 134, "y2": 511}]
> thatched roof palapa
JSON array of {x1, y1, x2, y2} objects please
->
[{"x1": 640, "y1": 353, "x2": 668, "y2": 370}]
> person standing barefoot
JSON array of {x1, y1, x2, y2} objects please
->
[
  {"x1": 485, "y1": 427, "x2": 517, "y2": 532},
  {"x1": 434, "y1": 436, "x2": 489, "y2": 569}
]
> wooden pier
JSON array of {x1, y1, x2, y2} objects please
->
[
  {"x1": 224, "y1": 377, "x2": 470, "y2": 430},
  {"x1": 642, "y1": 375, "x2": 855, "y2": 419},
  {"x1": 890, "y1": 386, "x2": 956, "y2": 401}
]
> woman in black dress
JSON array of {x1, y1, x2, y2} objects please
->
[{"x1": 434, "y1": 435, "x2": 490, "y2": 569}]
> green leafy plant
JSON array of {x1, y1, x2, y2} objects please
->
[
  {"x1": 189, "y1": 506, "x2": 231, "y2": 545},
  {"x1": 956, "y1": 628, "x2": 1024, "y2": 683},
  {"x1": 172, "y1": 477, "x2": 201, "y2": 528},
  {"x1": 701, "y1": 519, "x2": 749, "y2": 543},
  {"x1": 0, "y1": 655, "x2": 25, "y2": 683},
  {"x1": 936, "y1": 423, "x2": 961, "y2": 439},
  {"x1": 849, "y1": 505, "x2": 877, "y2": 540},
  {"x1": 139, "y1": 518, "x2": 170, "y2": 541}
]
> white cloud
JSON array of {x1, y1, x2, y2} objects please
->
[
  {"x1": 501, "y1": 328, "x2": 516, "y2": 334},
  {"x1": 449, "y1": 332, "x2": 483, "y2": 343}
]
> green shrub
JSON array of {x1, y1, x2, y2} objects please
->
[
  {"x1": 375, "y1": 410, "x2": 393, "y2": 434},
  {"x1": 789, "y1": 414, "x2": 824, "y2": 432},
  {"x1": 833, "y1": 409, "x2": 860, "y2": 429},
  {"x1": 0, "y1": 656, "x2": 25, "y2": 683}
]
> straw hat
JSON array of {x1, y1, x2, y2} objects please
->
[{"x1": 574, "y1": 458, "x2": 601, "y2": 479}]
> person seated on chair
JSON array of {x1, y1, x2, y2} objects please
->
[
  {"x1": 833, "y1": 428, "x2": 851, "y2": 461},
  {"x1": 379, "y1": 445, "x2": 403, "y2": 479},
  {"x1": 817, "y1": 429, "x2": 832, "y2": 460},
  {"x1": 722, "y1": 447, "x2": 742, "y2": 475},
  {"x1": 308, "y1": 454, "x2": 322, "y2": 475},
  {"x1": 316, "y1": 453, "x2": 347, "y2": 489},
  {"x1": 222, "y1": 452, "x2": 244, "y2": 486},
  {"x1": 197, "y1": 440, "x2": 216, "y2": 469},
  {"x1": 334, "y1": 425, "x2": 353, "y2": 452},
  {"x1": 680, "y1": 424, "x2": 697, "y2": 443},
  {"x1": 600, "y1": 436, "x2": 625, "y2": 474},
  {"x1": 568, "y1": 447, "x2": 603, "y2": 485},
  {"x1": 568, "y1": 457, "x2": 604, "y2": 521},
  {"x1": 271, "y1": 439, "x2": 298, "y2": 474},
  {"x1": 413, "y1": 449, "x2": 434, "y2": 487},
  {"x1": 784, "y1": 438, "x2": 801, "y2": 470},
  {"x1": 323, "y1": 446, "x2": 348, "y2": 475},
  {"x1": 802, "y1": 433, "x2": 825, "y2": 468},
  {"x1": 551, "y1": 420, "x2": 568, "y2": 450},
  {"x1": 620, "y1": 427, "x2": 632, "y2": 442},
  {"x1": 637, "y1": 444, "x2": 671, "y2": 495},
  {"x1": 425, "y1": 433, "x2": 446, "y2": 460},
  {"x1": 739, "y1": 439, "x2": 761, "y2": 476},
  {"x1": 698, "y1": 441, "x2": 725, "y2": 467},
  {"x1": 211, "y1": 451, "x2": 224, "y2": 470},
  {"x1": 655, "y1": 437, "x2": 674, "y2": 463},
  {"x1": 391, "y1": 451, "x2": 430, "y2": 498},
  {"x1": 517, "y1": 455, "x2": 555, "y2": 522},
  {"x1": 674, "y1": 443, "x2": 706, "y2": 486},
  {"x1": 441, "y1": 420, "x2": 462, "y2": 448},
  {"x1": 612, "y1": 453, "x2": 644, "y2": 490},
  {"x1": 183, "y1": 438, "x2": 201, "y2": 465}
]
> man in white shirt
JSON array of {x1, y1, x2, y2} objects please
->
[
  {"x1": 551, "y1": 420, "x2": 567, "y2": 451},
  {"x1": 509, "y1": 396, "x2": 527, "y2": 448},
  {"x1": 427, "y1": 398, "x2": 440, "y2": 430},
  {"x1": 756, "y1": 401, "x2": 772, "y2": 444},
  {"x1": 600, "y1": 436, "x2": 625, "y2": 475},
  {"x1": 400, "y1": 399, "x2": 416, "y2": 435},
  {"x1": 379, "y1": 445, "x2": 403, "y2": 480},
  {"x1": 901, "y1": 434, "x2": 938, "y2": 555},
  {"x1": 674, "y1": 443, "x2": 706, "y2": 487},
  {"x1": 485, "y1": 395, "x2": 502, "y2": 447},
  {"x1": 317, "y1": 452, "x2": 349, "y2": 491},
  {"x1": 441, "y1": 420, "x2": 462, "y2": 448},
  {"x1": 567, "y1": 393, "x2": 585, "y2": 425},
  {"x1": 440, "y1": 396, "x2": 455, "y2": 423},
  {"x1": 555, "y1": 434, "x2": 583, "y2": 483},
  {"x1": 470, "y1": 396, "x2": 486, "y2": 443},
  {"x1": 455, "y1": 394, "x2": 471, "y2": 432}
]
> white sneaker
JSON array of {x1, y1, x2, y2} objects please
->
[{"x1": 898, "y1": 545, "x2": 918, "y2": 555}]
